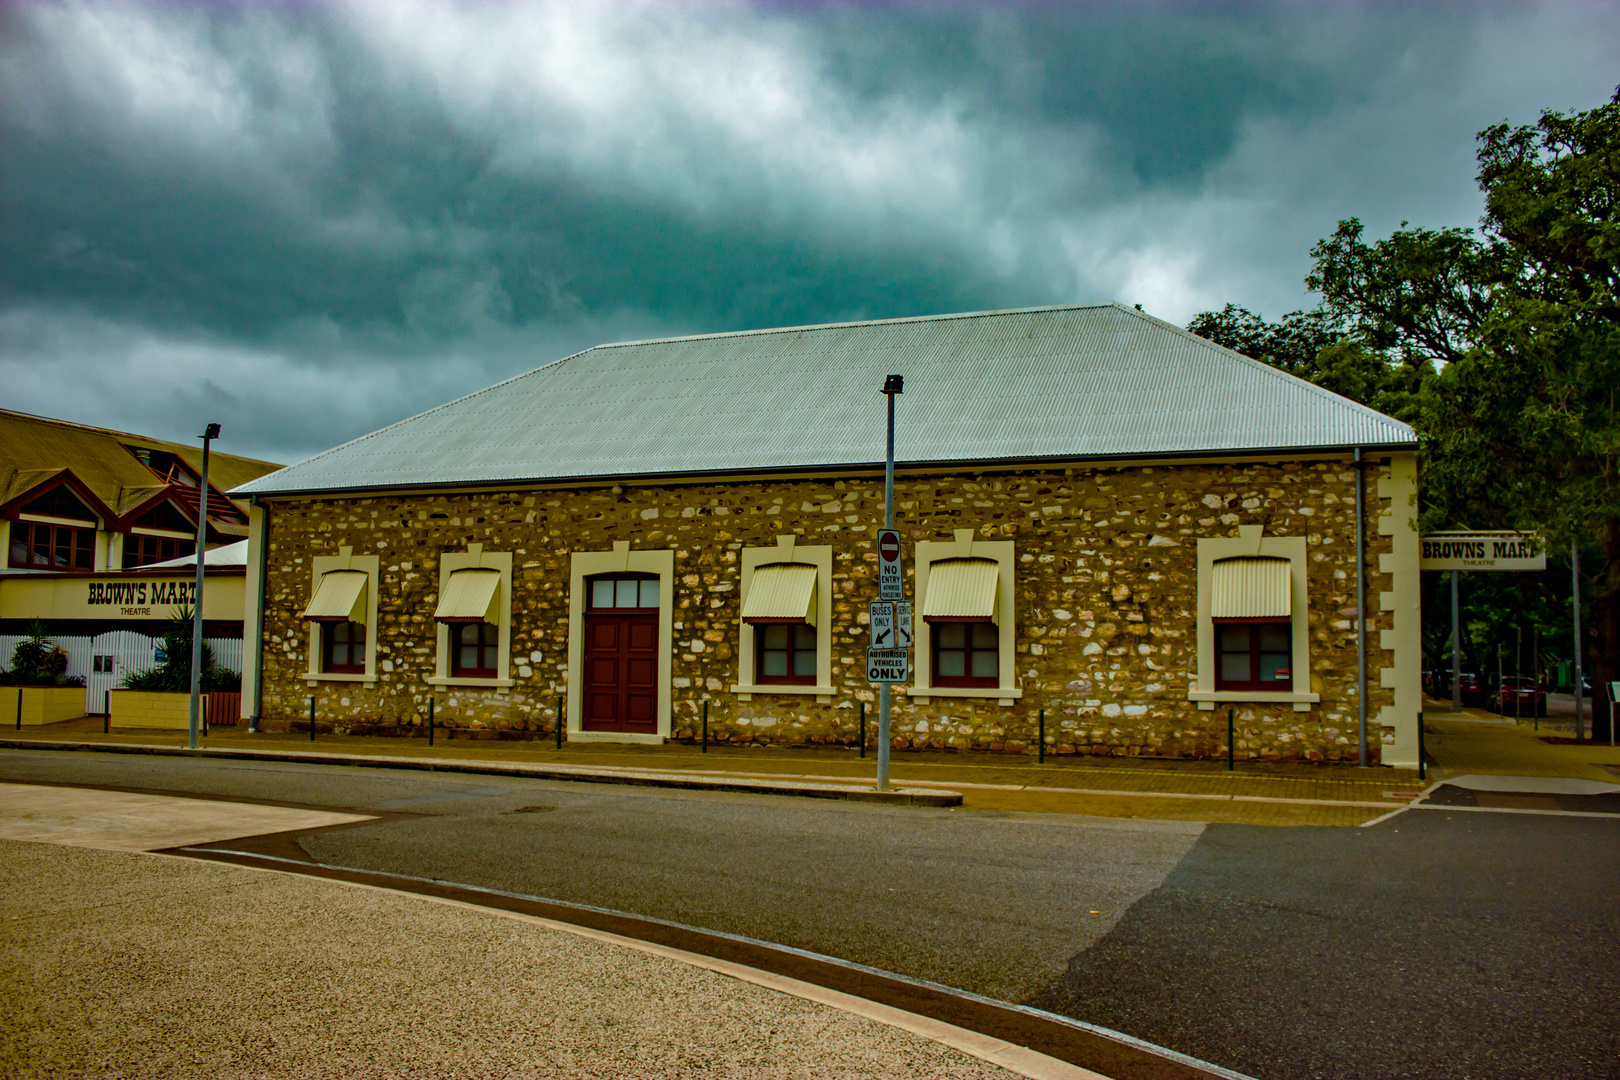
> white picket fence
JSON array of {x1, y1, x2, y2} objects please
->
[{"x1": 0, "y1": 633, "x2": 244, "y2": 716}]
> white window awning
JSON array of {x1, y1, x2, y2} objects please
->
[
  {"x1": 303, "y1": 570, "x2": 368, "y2": 624},
  {"x1": 741, "y1": 563, "x2": 818, "y2": 625},
  {"x1": 435, "y1": 568, "x2": 502, "y2": 624},
  {"x1": 922, "y1": 558, "x2": 1000, "y2": 623},
  {"x1": 1211, "y1": 557, "x2": 1292, "y2": 619}
]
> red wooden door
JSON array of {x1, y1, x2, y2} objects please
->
[{"x1": 583, "y1": 614, "x2": 659, "y2": 733}]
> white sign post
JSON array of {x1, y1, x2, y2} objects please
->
[
  {"x1": 1421, "y1": 531, "x2": 1548, "y2": 718},
  {"x1": 874, "y1": 376, "x2": 904, "y2": 791},
  {"x1": 1420, "y1": 531, "x2": 1546, "y2": 572}
]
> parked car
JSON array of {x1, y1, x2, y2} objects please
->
[
  {"x1": 1457, "y1": 672, "x2": 1483, "y2": 705},
  {"x1": 1499, "y1": 676, "x2": 1546, "y2": 717}
]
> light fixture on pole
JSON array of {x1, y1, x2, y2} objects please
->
[{"x1": 188, "y1": 422, "x2": 221, "y2": 750}]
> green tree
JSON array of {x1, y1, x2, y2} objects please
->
[{"x1": 1190, "y1": 87, "x2": 1620, "y2": 734}]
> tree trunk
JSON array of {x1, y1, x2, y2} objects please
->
[{"x1": 1585, "y1": 518, "x2": 1620, "y2": 741}]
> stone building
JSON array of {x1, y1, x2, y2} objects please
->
[{"x1": 233, "y1": 304, "x2": 1422, "y2": 767}]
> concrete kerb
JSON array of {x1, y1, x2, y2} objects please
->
[{"x1": 0, "y1": 739, "x2": 964, "y2": 807}]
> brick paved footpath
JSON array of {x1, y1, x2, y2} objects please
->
[{"x1": 3, "y1": 715, "x2": 1436, "y2": 826}]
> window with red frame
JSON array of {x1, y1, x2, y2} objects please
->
[
  {"x1": 933, "y1": 622, "x2": 998, "y2": 687},
  {"x1": 122, "y1": 535, "x2": 196, "y2": 568},
  {"x1": 1215, "y1": 622, "x2": 1292, "y2": 691},
  {"x1": 322, "y1": 621, "x2": 366, "y2": 674},
  {"x1": 756, "y1": 623, "x2": 815, "y2": 684},
  {"x1": 8, "y1": 522, "x2": 95, "y2": 570},
  {"x1": 452, "y1": 622, "x2": 500, "y2": 678}
]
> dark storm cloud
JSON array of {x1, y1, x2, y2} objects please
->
[{"x1": 0, "y1": 1, "x2": 1615, "y2": 462}]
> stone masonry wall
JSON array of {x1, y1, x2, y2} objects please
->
[{"x1": 259, "y1": 457, "x2": 1398, "y2": 762}]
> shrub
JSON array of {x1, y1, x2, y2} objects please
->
[
  {"x1": 118, "y1": 608, "x2": 235, "y2": 693},
  {"x1": 0, "y1": 621, "x2": 85, "y2": 687}
]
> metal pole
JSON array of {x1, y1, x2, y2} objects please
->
[
  {"x1": 1228, "y1": 708, "x2": 1234, "y2": 771},
  {"x1": 556, "y1": 694, "x2": 563, "y2": 749},
  {"x1": 1516, "y1": 625, "x2": 1522, "y2": 722},
  {"x1": 1037, "y1": 709, "x2": 1045, "y2": 764},
  {"x1": 16, "y1": 686, "x2": 22, "y2": 730},
  {"x1": 859, "y1": 701, "x2": 866, "y2": 759},
  {"x1": 1572, "y1": 539, "x2": 1584, "y2": 741},
  {"x1": 104, "y1": 690, "x2": 110, "y2": 734},
  {"x1": 1533, "y1": 625, "x2": 1540, "y2": 731},
  {"x1": 702, "y1": 700, "x2": 708, "y2": 753},
  {"x1": 877, "y1": 379, "x2": 898, "y2": 793},
  {"x1": 188, "y1": 424, "x2": 218, "y2": 750},
  {"x1": 428, "y1": 697, "x2": 434, "y2": 746},
  {"x1": 1354, "y1": 448, "x2": 1368, "y2": 767},
  {"x1": 1496, "y1": 643, "x2": 1503, "y2": 717},
  {"x1": 309, "y1": 696, "x2": 315, "y2": 741},
  {"x1": 1451, "y1": 572, "x2": 1462, "y2": 713}
]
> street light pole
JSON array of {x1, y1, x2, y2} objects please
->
[
  {"x1": 1572, "y1": 538, "x2": 1584, "y2": 741},
  {"x1": 877, "y1": 374, "x2": 903, "y2": 793},
  {"x1": 188, "y1": 423, "x2": 221, "y2": 750}
]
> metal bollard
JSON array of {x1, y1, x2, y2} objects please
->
[
  {"x1": 1038, "y1": 709, "x2": 1045, "y2": 764},
  {"x1": 309, "y1": 696, "x2": 316, "y2": 742},
  {"x1": 702, "y1": 700, "x2": 708, "y2": 753},
  {"x1": 859, "y1": 701, "x2": 866, "y2": 759},
  {"x1": 1228, "y1": 708, "x2": 1235, "y2": 772},
  {"x1": 1418, "y1": 713, "x2": 1426, "y2": 781}
]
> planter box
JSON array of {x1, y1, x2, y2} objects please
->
[
  {"x1": 110, "y1": 690, "x2": 208, "y2": 731},
  {"x1": 0, "y1": 686, "x2": 87, "y2": 727}
]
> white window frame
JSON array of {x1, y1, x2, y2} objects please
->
[
  {"x1": 304, "y1": 545, "x2": 380, "y2": 687},
  {"x1": 731, "y1": 535, "x2": 835, "y2": 703},
  {"x1": 1190, "y1": 524, "x2": 1318, "y2": 712},
  {"x1": 910, "y1": 529, "x2": 1021, "y2": 705},
  {"x1": 427, "y1": 543, "x2": 515, "y2": 689},
  {"x1": 566, "y1": 540, "x2": 675, "y2": 744}
]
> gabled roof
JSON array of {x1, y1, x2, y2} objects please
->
[
  {"x1": 235, "y1": 303, "x2": 1418, "y2": 498},
  {"x1": 0, "y1": 409, "x2": 281, "y2": 523}
]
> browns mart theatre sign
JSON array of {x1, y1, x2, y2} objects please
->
[{"x1": 1420, "y1": 531, "x2": 1546, "y2": 572}]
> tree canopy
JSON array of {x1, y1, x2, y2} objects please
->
[{"x1": 1188, "y1": 87, "x2": 1620, "y2": 733}]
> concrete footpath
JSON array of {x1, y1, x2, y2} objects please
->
[
  {"x1": 0, "y1": 784, "x2": 1100, "y2": 1080},
  {"x1": 2, "y1": 717, "x2": 1426, "y2": 826}
]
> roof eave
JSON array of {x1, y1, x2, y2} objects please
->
[{"x1": 232, "y1": 438, "x2": 1420, "y2": 500}]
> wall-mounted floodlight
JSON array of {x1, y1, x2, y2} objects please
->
[{"x1": 882, "y1": 374, "x2": 904, "y2": 395}]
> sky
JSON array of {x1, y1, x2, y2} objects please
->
[{"x1": 2, "y1": 2, "x2": 1616, "y2": 465}]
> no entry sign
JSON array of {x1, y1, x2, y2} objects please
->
[{"x1": 877, "y1": 528, "x2": 903, "y2": 599}]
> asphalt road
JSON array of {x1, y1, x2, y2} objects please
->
[
  {"x1": 1029, "y1": 810, "x2": 1620, "y2": 1080},
  {"x1": 0, "y1": 749, "x2": 1201, "y2": 1004},
  {"x1": 6, "y1": 749, "x2": 1617, "y2": 1080}
]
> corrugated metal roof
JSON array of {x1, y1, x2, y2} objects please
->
[
  {"x1": 1, "y1": 408, "x2": 280, "y2": 515},
  {"x1": 741, "y1": 563, "x2": 818, "y2": 625},
  {"x1": 1210, "y1": 557, "x2": 1292, "y2": 619},
  {"x1": 922, "y1": 558, "x2": 1001, "y2": 623},
  {"x1": 234, "y1": 304, "x2": 1418, "y2": 497}
]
